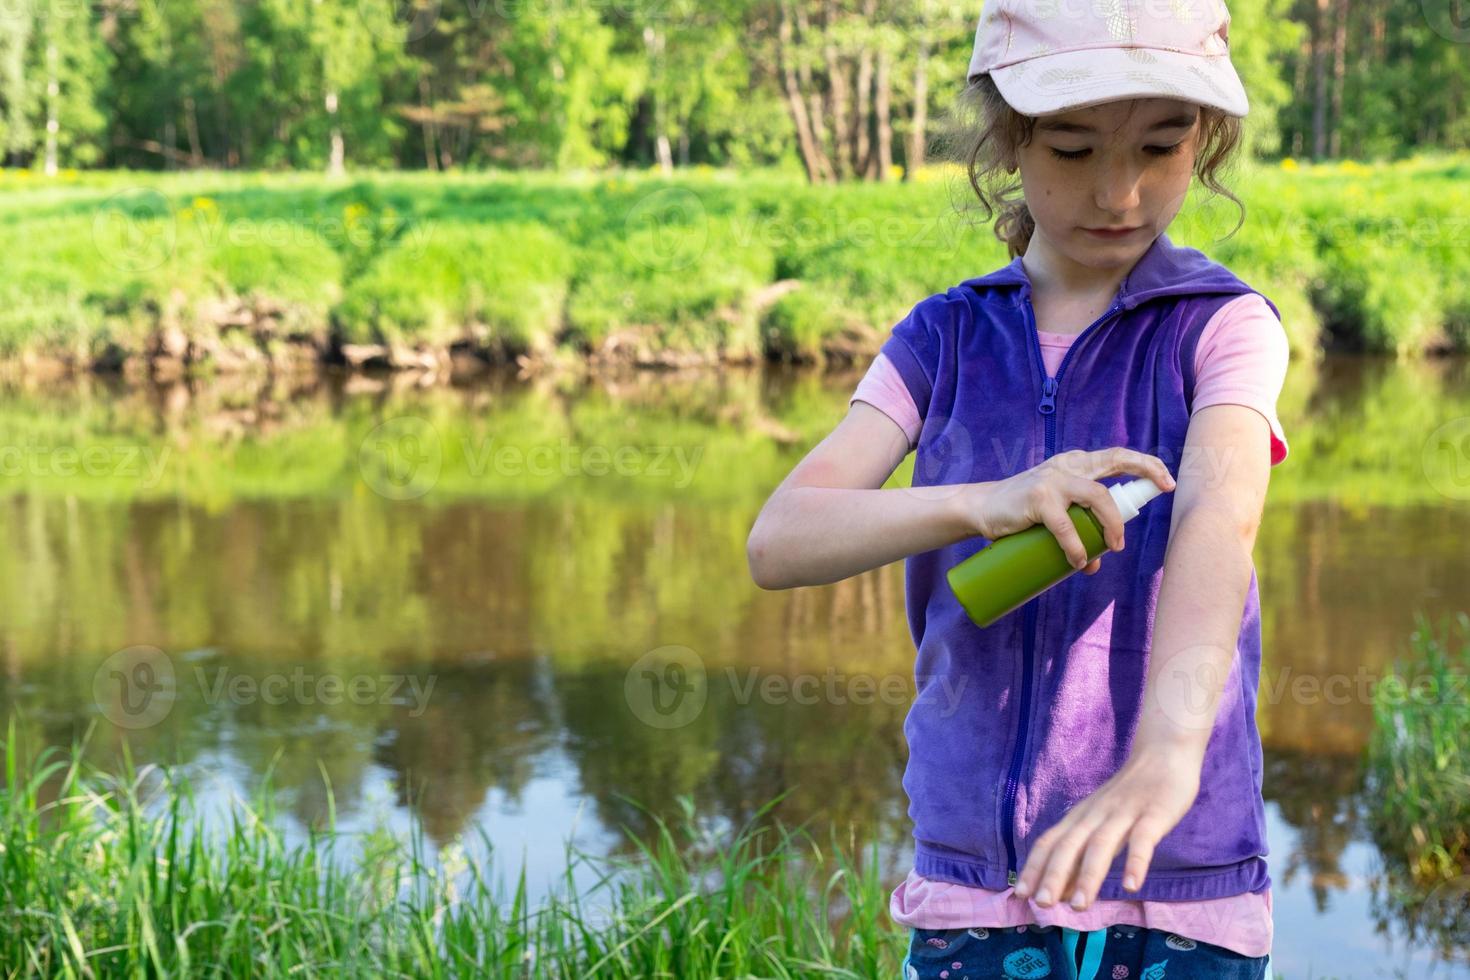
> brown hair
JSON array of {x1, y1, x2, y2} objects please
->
[{"x1": 933, "y1": 75, "x2": 1245, "y2": 259}]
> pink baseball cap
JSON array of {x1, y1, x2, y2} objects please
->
[{"x1": 967, "y1": 0, "x2": 1249, "y2": 118}]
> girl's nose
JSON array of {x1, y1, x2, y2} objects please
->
[
  {"x1": 1095, "y1": 164, "x2": 1143, "y2": 215},
  {"x1": 1095, "y1": 184, "x2": 1141, "y2": 215}
]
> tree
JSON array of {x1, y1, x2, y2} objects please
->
[{"x1": 0, "y1": 0, "x2": 107, "y2": 169}]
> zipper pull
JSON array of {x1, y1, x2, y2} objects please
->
[
  {"x1": 1007, "y1": 869, "x2": 1018, "y2": 886},
  {"x1": 1038, "y1": 377, "x2": 1058, "y2": 415}
]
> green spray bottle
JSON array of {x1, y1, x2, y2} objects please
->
[{"x1": 945, "y1": 476, "x2": 1167, "y2": 629}]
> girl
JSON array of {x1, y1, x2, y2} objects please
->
[{"x1": 746, "y1": 2, "x2": 1290, "y2": 978}]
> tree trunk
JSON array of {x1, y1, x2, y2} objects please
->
[
  {"x1": 778, "y1": 0, "x2": 832, "y2": 183},
  {"x1": 1328, "y1": 0, "x2": 1346, "y2": 158},
  {"x1": 1311, "y1": 0, "x2": 1330, "y2": 160},
  {"x1": 418, "y1": 76, "x2": 438, "y2": 171},
  {"x1": 822, "y1": 0, "x2": 850, "y2": 179},
  {"x1": 43, "y1": 40, "x2": 58, "y2": 176},
  {"x1": 325, "y1": 89, "x2": 344, "y2": 176},
  {"x1": 873, "y1": 44, "x2": 892, "y2": 180},
  {"x1": 183, "y1": 95, "x2": 205, "y2": 167},
  {"x1": 906, "y1": 38, "x2": 929, "y2": 179},
  {"x1": 645, "y1": 25, "x2": 673, "y2": 175},
  {"x1": 853, "y1": 0, "x2": 875, "y2": 176},
  {"x1": 1291, "y1": 30, "x2": 1309, "y2": 157},
  {"x1": 794, "y1": 3, "x2": 831, "y2": 172},
  {"x1": 1372, "y1": 0, "x2": 1384, "y2": 62}
]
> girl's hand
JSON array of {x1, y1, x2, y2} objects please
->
[
  {"x1": 964, "y1": 448, "x2": 1177, "y2": 574},
  {"x1": 1011, "y1": 741, "x2": 1204, "y2": 910}
]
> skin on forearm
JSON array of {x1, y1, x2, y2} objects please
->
[
  {"x1": 747, "y1": 484, "x2": 983, "y2": 590},
  {"x1": 1131, "y1": 501, "x2": 1259, "y2": 760}
]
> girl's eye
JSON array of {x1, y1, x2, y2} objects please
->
[{"x1": 1047, "y1": 143, "x2": 1185, "y2": 161}]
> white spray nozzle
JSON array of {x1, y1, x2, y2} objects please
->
[{"x1": 1107, "y1": 476, "x2": 1166, "y2": 522}]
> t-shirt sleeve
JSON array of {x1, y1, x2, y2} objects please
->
[
  {"x1": 847, "y1": 291, "x2": 959, "y2": 451},
  {"x1": 849, "y1": 351, "x2": 923, "y2": 449},
  {"x1": 1191, "y1": 293, "x2": 1291, "y2": 466}
]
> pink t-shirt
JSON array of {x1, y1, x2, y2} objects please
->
[
  {"x1": 851, "y1": 291, "x2": 1290, "y2": 465},
  {"x1": 849, "y1": 291, "x2": 1289, "y2": 958}
]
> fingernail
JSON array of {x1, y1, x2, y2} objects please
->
[
  {"x1": 1035, "y1": 887, "x2": 1052, "y2": 905},
  {"x1": 1124, "y1": 875, "x2": 1137, "y2": 890},
  {"x1": 1070, "y1": 889, "x2": 1086, "y2": 908},
  {"x1": 1013, "y1": 881, "x2": 1030, "y2": 897}
]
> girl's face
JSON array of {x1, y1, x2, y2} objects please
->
[{"x1": 1014, "y1": 98, "x2": 1202, "y2": 284}]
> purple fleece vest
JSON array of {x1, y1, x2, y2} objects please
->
[{"x1": 881, "y1": 232, "x2": 1278, "y2": 901}]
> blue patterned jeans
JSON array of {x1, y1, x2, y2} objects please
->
[{"x1": 902, "y1": 923, "x2": 1272, "y2": 980}]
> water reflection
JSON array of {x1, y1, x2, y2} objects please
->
[{"x1": 0, "y1": 357, "x2": 1466, "y2": 976}]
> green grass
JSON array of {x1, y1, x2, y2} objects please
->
[
  {"x1": 4, "y1": 155, "x2": 1470, "y2": 367},
  {"x1": 1366, "y1": 610, "x2": 1470, "y2": 882},
  {"x1": 0, "y1": 719, "x2": 902, "y2": 977}
]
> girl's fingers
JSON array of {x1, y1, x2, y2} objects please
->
[
  {"x1": 1073, "y1": 478, "x2": 1126, "y2": 551},
  {"x1": 1067, "y1": 814, "x2": 1133, "y2": 909},
  {"x1": 1014, "y1": 819, "x2": 1071, "y2": 898},
  {"x1": 1123, "y1": 812, "x2": 1170, "y2": 890},
  {"x1": 1040, "y1": 504, "x2": 1089, "y2": 570},
  {"x1": 1031, "y1": 811, "x2": 1108, "y2": 907},
  {"x1": 1012, "y1": 828, "x2": 1055, "y2": 898},
  {"x1": 1033, "y1": 830, "x2": 1088, "y2": 906},
  {"x1": 1089, "y1": 447, "x2": 1176, "y2": 492}
]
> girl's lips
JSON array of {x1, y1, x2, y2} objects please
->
[{"x1": 1083, "y1": 226, "x2": 1142, "y2": 238}]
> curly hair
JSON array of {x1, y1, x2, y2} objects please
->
[{"x1": 932, "y1": 74, "x2": 1246, "y2": 259}]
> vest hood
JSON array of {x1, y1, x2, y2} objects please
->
[{"x1": 958, "y1": 232, "x2": 1253, "y2": 311}]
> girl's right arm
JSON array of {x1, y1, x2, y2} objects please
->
[
  {"x1": 746, "y1": 401, "x2": 980, "y2": 590},
  {"x1": 745, "y1": 402, "x2": 1178, "y2": 591}
]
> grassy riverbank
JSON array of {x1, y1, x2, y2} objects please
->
[
  {"x1": 0, "y1": 721, "x2": 898, "y2": 977},
  {"x1": 5, "y1": 154, "x2": 1470, "y2": 378},
  {"x1": 1366, "y1": 611, "x2": 1470, "y2": 882},
  {"x1": 5, "y1": 600, "x2": 1467, "y2": 976}
]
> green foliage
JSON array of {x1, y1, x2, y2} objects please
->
[
  {"x1": 3, "y1": 161, "x2": 1470, "y2": 364},
  {"x1": 1366, "y1": 612, "x2": 1470, "y2": 882},
  {"x1": 333, "y1": 221, "x2": 573, "y2": 348},
  {"x1": 0, "y1": 722, "x2": 905, "y2": 976},
  {"x1": 565, "y1": 189, "x2": 777, "y2": 352},
  {"x1": 762, "y1": 284, "x2": 856, "y2": 363},
  {"x1": 8, "y1": 0, "x2": 1469, "y2": 173}
]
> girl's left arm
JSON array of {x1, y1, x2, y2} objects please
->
[{"x1": 1011, "y1": 401, "x2": 1272, "y2": 912}]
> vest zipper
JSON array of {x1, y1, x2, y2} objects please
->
[{"x1": 1002, "y1": 289, "x2": 1126, "y2": 887}]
